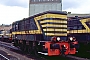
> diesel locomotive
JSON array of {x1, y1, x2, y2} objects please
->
[
  {"x1": 68, "y1": 16, "x2": 90, "y2": 42},
  {"x1": 12, "y1": 11, "x2": 78, "y2": 56},
  {"x1": 67, "y1": 16, "x2": 90, "y2": 53},
  {"x1": 0, "y1": 29, "x2": 12, "y2": 42}
]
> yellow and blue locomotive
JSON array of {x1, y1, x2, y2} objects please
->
[
  {"x1": 68, "y1": 16, "x2": 90, "y2": 42},
  {"x1": 68, "y1": 16, "x2": 90, "y2": 54},
  {"x1": 12, "y1": 11, "x2": 78, "y2": 56}
]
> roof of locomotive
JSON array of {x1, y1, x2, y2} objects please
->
[
  {"x1": 68, "y1": 16, "x2": 90, "y2": 21},
  {"x1": 12, "y1": 11, "x2": 67, "y2": 24},
  {"x1": 80, "y1": 16, "x2": 90, "y2": 19},
  {"x1": 29, "y1": 11, "x2": 67, "y2": 19}
]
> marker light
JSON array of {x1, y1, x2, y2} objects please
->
[
  {"x1": 70, "y1": 37, "x2": 73, "y2": 41},
  {"x1": 57, "y1": 37, "x2": 60, "y2": 41}
]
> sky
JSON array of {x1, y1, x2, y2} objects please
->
[
  {"x1": 0, "y1": 0, "x2": 90, "y2": 24},
  {"x1": 63, "y1": 0, "x2": 90, "y2": 14}
]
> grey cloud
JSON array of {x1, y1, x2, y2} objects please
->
[{"x1": 0, "y1": 0, "x2": 28, "y2": 8}]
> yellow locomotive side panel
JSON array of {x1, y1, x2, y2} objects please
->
[
  {"x1": 43, "y1": 29, "x2": 67, "y2": 31},
  {"x1": 40, "y1": 20, "x2": 67, "y2": 24},
  {"x1": 80, "y1": 19, "x2": 90, "y2": 30},
  {"x1": 45, "y1": 33, "x2": 67, "y2": 36},
  {"x1": 67, "y1": 29, "x2": 87, "y2": 33},
  {"x1": 46, "y1": 14, "x2": 67, "y2": 19},
  {"x1": 34, "y1": 17, "x2": 42, "y2": 34},
  {"x1": 12, "y1": 30, "x2": 42, "y2": 35},
  {"x1": 41, "y1": 24, "x2": 67, "y2": 27},
  {"x1": 34, "y1": 14, "x2": 67, "y2": 20}
]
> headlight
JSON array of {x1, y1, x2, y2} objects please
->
[
  {"x1": 63, "y1": 45, "x2": 66, "y2": 47},
  {"x1": 70, "y1": 37, "x2": 73, "y2": 41},
  {"x1": 57, "y1": 37, "x2": 60, "y2": 41}
]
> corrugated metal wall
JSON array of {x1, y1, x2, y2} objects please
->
[{"x1": 29, "y1": 0, "x2": 62, "y2": 16}]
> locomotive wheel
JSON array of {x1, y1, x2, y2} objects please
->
[
  {"x1": 30, "y1": 42, "x2": 38, "y2": 56},
  {"x1": 24, "y1": 45, "x2": 30, "y2": 53},
  {"x1": 26, "y1": 42, "x2": 33, "y2": 54},
  {"x1": 19, "y1": 44, "x2": 27, "y2": 54},
  {"x1": 23, "y1": 45, "x2": 27, "y2": 52},
  {"x1": 13, "y1": 40, "x2": 18, "y2": 47},
  {"x1": 28, "y1": 45, "x2": 33, "y2": 54},
  {"x1": 19, "y1": 44, "x2": 24, "y2": 51},
  {"x1": 34, "y1": 46, "x2": 38, "y2": 56}
]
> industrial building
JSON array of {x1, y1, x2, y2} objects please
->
[{"x1": 29, "y1": 0, "x2": 62, "y2": 16}]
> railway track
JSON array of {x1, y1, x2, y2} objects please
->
[
  {"x1": 0, "y1": 41, "x2": 45, "y2": 60},
  {"x1": 0, "y1": 41, "x2": 90, "y2": 60}
]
